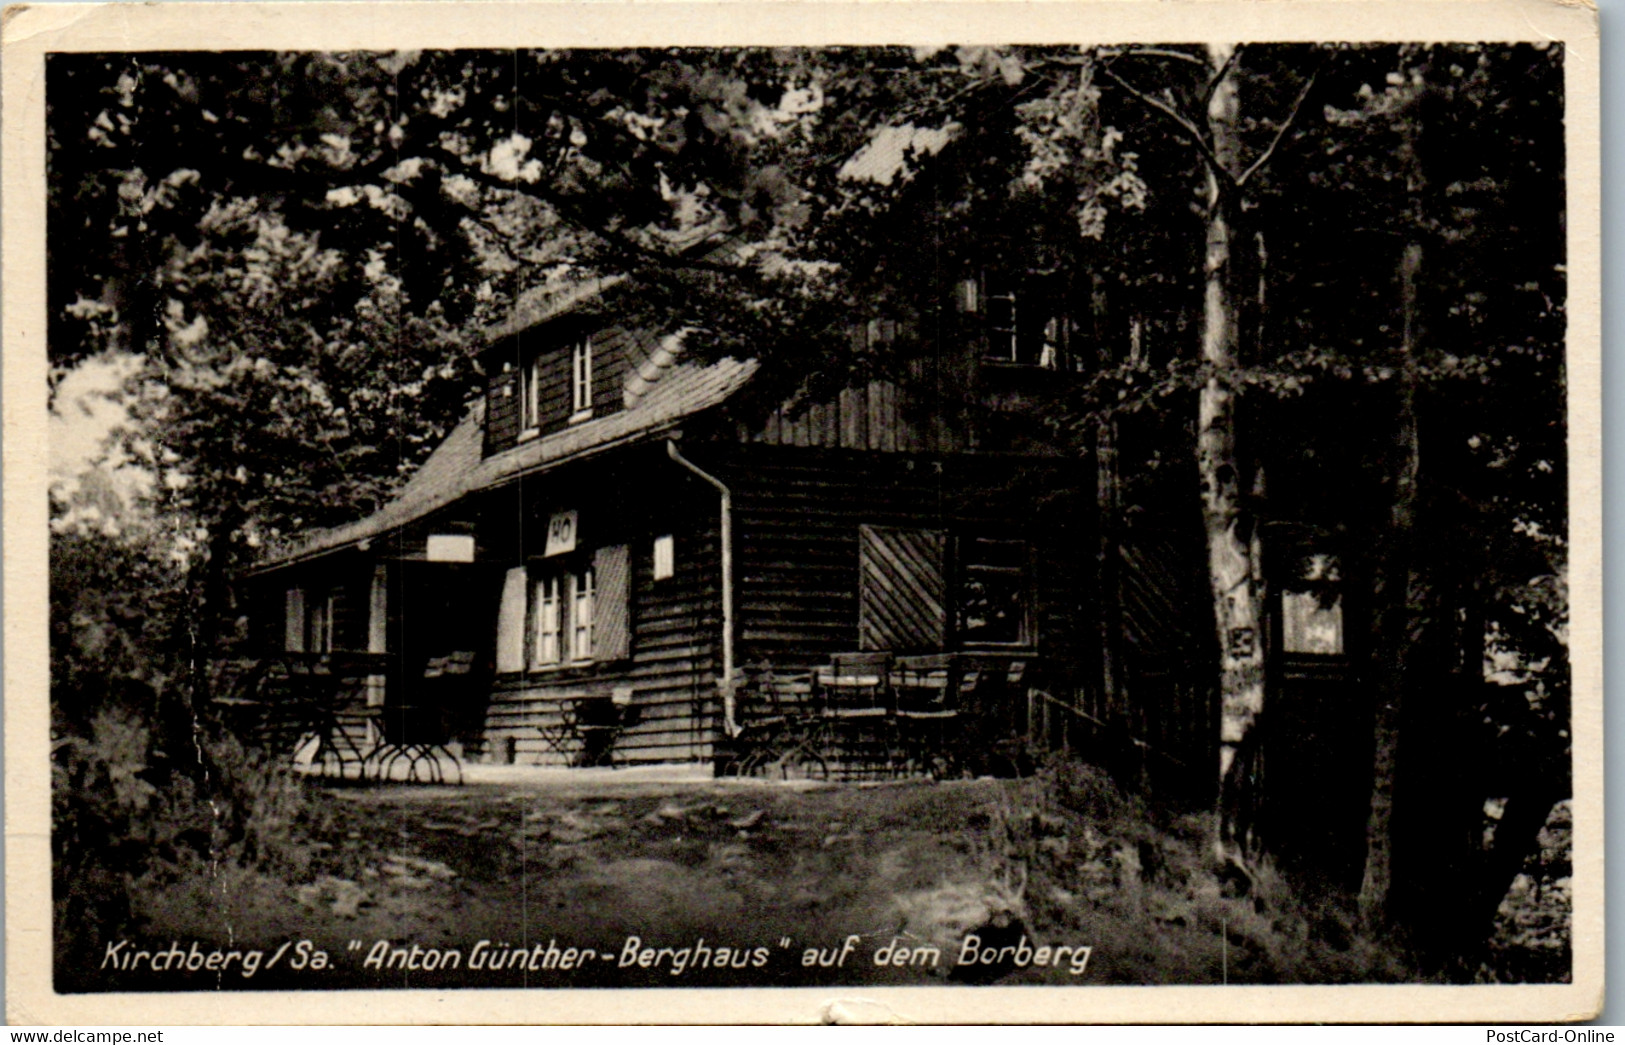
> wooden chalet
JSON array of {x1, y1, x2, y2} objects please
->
[{"x1": 241, "y1": 272, "x2": 1108, "y2": 775}]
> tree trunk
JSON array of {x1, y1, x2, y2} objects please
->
[
  {"x1": 1197, "y1": 44, "x2": 1267, "y2": 851},
  {"x1": 1358, "y1": 241, "x2": 1425, "y2": 927},
  {"x1": 1359, "y1": 65, "x2": 1431, "y2": 924},
  {"x1": 1096, "y1": 412, "x2": 1124, "y2": 764},
  {"x1": 1096, "y1": 286, "x2": 1125, "y2": 746}
]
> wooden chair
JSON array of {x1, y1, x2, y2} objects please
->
[
  {"x1": 726, "y1": 667, "x2": 826, "y2": 780},
  {"x1": 572, "y1": 689, "x2": 642, "y2": 768},
  {"x1": 533, "y1": 697, "x2": 579, "y2": 765},
  {"x1": 815, "y1": 652, "x2": 898, "y2": 779},
  {"x1": 522, "y1": 687, "x2": 643, "y2": 769},
  {"x1": 231, "y1": 653, "x2": 376, "y2": 779},
  {"x1": 893, "y1": 654, "x2": 965, "y2": 779},
  {"x1": 956, "y1": 656, "x2": 1036, "y2": 778}
]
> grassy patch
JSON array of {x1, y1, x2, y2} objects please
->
[{"x1": 60, "y1": 755, "x2": 1571, "y2": 990}]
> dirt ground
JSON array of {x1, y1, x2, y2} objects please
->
[
  {"x1": 66, "y1": 767, "x2": 1564, "y2": 993},
  {"x1": 96, "y1": 773, "x2": 1117, "y2": 991}
]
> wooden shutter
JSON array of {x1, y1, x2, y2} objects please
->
[
  {"x1": 496, "y1": 567, "x2": 528, "y2": 673},
  {"x1": 367, "y1": 565, "x2": 389, "y2": 654},
  {"x1": 485, "y1": 366, "x2": 521, "y2": 455},
  {"x1": 284, "y1": 588, "x2": 306, "y2": 653},
  {"x1": 1119, "y1": 535, "x2": 1198, "y2": 658},
  {"x1": 366, "y1": 565, "x2": 389, "y2": 706},
  {"x1": 592, "y1": 544, "x2": 631, "y2": 661},
  {"x1": 858, "y1": 525, "x2": 946, "y2": 652}
]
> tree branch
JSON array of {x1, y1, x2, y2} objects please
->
[
  {"x1": 1100, "y1": 62, "x2": 1233, "y2": 190},
  {"x1": 1236, "y1": 67, "x2": 1321, "y2": 187},
  {"x1": 1106, "y1": 46, "x2": 1209, "y2": 68},
  {"x1": 440, "y1": 152, "x2": 744, "y2": 277}
]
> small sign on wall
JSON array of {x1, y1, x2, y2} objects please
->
[
  {"x1": 653, "y1": 534, "x2": 675, "y2": 580},
  {"x1": 545, "y1": 510, "x2": 579, "y2": 557},
  {"x1": 427, "y1": 534, "x2": 476, "y2": 562}
]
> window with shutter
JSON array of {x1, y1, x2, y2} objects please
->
[
  {"x1": 286, "y1": 582, "x2": 369, "y2": 653},
  {"x1": 520, "y1": 355, "x2": 544, "y2": 437},
  {"x1": 570, "y1": 336, "x2": 594, "y2": 420},
  {"x1": 858, "y1": 526, "x2": 1035, "y2": 653},
  {"x1": 517, "y1": 542, "x2": 629, "y2": 669},
  {"x1": 858, "y1": 525, "x2": 947, "y2": 652},
  {"x1": 306, "y1": 589, "x2": 335, "y2": 652},
  {"x1": 971, "y1": 270, "x2": 1066, "y2": 369}
]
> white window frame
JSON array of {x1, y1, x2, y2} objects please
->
[
  {"x1": 519, "y1": 354, "x2": 543, "y2": 439},
  {"x1": 569, "y1": 336, "x2": 593, "y2": 422},
  {"x1": 532, "y1": 574, "x2": 563, "y2": 668},
  {"x1": 571, "y1": 568, "x2": 595, "y2": 662},
  {"x1": 529, "y1": 563, "x2": 595, "y2": 669},
  {"x1": 985, "y1": 278, "x2": 1020, "y2": 364}
]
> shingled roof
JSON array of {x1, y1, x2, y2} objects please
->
[
  {"x1": 482, "y1": 275, "x2": 629, "y2": 344},
  {"x1": 252, "y1": 353, "x2": 757, "y2": 572}
]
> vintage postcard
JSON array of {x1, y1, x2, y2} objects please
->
[{"x1": 3, "y1": 0, "x2": 1602, "y2": 1025}]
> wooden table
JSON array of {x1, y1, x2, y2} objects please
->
[{"x1": 533, "y1": 692, "x2": 643, "y2": 768}]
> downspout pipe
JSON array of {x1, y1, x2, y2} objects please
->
[{"x1": 666, "y1": 440, "x2": 738, "y2": 737}]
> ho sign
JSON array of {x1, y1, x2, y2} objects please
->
[{"x1": 544, "y1": 510, "x2": 579, "y2": 557}]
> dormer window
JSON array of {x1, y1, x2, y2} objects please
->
[
  {"x1": 481, "y1": 321, "x2": 616, "y2": 458},
  {"x1": 570, "y1": 336, "x2": 593, "y2": 421},
  {"x1": 514, "y1": 334, "x2": 591, "y2": 440}
]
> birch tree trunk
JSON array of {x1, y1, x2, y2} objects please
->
[{"x1": 1196, "y1": 44, "x2": 1267, "y2": 849}]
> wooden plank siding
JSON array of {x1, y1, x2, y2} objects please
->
[
  {"x1": 749, "y1": 380, "x2": 969, "y2": 456},
  {"x1": 476, "y1": 521, "x2": 723, "y2": 768},
  {"x1": 524, "y1": 337, "x2": 573, "y2": 427},
  {"x1": 722, "y1": 446, "x2": 1094, "y2": 678},
  {"x1": 1115, "y1": 528, "x2": 1218, "y2": 796}
]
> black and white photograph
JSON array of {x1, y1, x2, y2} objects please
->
[{"x1": 6, "y1": 0, "x2": 1602, "y2": 1024}]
